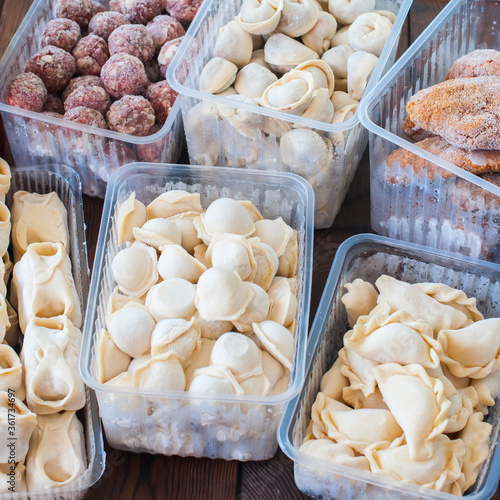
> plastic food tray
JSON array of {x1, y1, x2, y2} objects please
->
[
  {"x1": 166, "y1": 0, "x2": 412, "y2": 229},
  {"x1": 359, "y1": 0, "x2": 500, "y2": 261},
  {"x1": 278, "y1": 233, "x2": 500, "y2": 500},
  {"x1": 80, "y1": 162, "x2": 314, "y2": 461},
  {"x1": 0, "y1": 0, "x2": 184, "y2": 199},
  {"x1": 4, "y1": 165, "x2": 105, "y2": 499}
]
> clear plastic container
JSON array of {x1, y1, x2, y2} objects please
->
[
  {"x1": 0, "y1": 0, "x2": 184, "y2": 199},
  {"x1": 278, "y1": 233, "x2": 500, "y2": 500},
  {"x1": 5, "y1": 165, "x2": 105, "y2": 499},
  {"x1": 166, "y1": 0, "x2": 412, "y2": 229},
  {"x1": 359, "y1": 0, "x2": 500, "y2": 261},
  {"x1": 79, "y1": 163, "x2": 314, "y2": 461}
]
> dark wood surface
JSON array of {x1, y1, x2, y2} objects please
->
[{"x1": 2, "y1": 0, "x2": 499, "y2": 498}]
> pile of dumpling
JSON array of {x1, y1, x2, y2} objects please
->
[
  {"x1": 0, "y1": 158, "x2": 87, "y2": 493},
  {"x1": 300, "y1": 275, "x2": 497, "y2": 496},
  {"x1": 100, "y1": 190, "x2": 299, "y2": 398}
]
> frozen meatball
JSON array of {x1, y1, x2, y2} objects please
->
[
  {"x1": 108, "y1": 24, "x2": 154, "y2": 62},
  {"x1": 146, "y1": 15, "x2": 185, "y2": 54},
  {"x1": 90, "y1": 0, "x2": 107, "y2": 15},
  {"x1": 145, "y1": 80, "x2": 177, "y2": 124},
  {"x1": 25, "y1": 46, "x2": 76, "y2": 92},
  {"x1": 64, "y1": 84, "x2": 111, "y2": 114},
  {"x1": 136, "y1": 123, "x2": 163, "y2": 162},
  {"x1": 42, "y1": 93, "x2": 64, "y2": 114},
  {"x1": 41, "y1": 18, "x2": 81, "y2": 52},
  {"x1": 88, "y1": 11, "x2": 130, "y2": 41},
  {"x1": 72, "y1": 34, "x2": 110, "y2": 75},
  {"x1": 144, "y1": 59, "x2": 160, "y2": 82},
  {"x1": 109, "y1": 0, "x2": 122, "y2": 11},
  {"x1": 107, "y1": 95, "x2": 155, "y2": 135},
  {"x1": 165, "y1": 0, "x2": 202, "y2": 23},
  {"x1": 55, "y1": 0, "x2": 93, "y2": 28},
  {"x1": 122, "y1": 0, "x2": 162, "y2": 24},
  {"x1": 158, "y1": 36, "x2": 183, "y2": 78},
  {"x1": 101, "y1": 53, "x2": 148, "y2": 98},
  {"x1": 64, "y1": 106, "x2": 107, "y2": 128},
  {"x1": 43, "y1": 111, "x2": 64, "y2": 119},
  {"x1": 62, "y1": 75, "x2": 105, "y2": 101},
  {"x1": 6, "y1": 72, "x2": 47, "y2": 112}
]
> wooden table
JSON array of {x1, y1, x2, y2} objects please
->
[{"x1": 2, "y1": 0, "x2": 499, "y2": 498}]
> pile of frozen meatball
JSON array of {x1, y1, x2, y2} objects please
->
[{"x1": 5, "y1": 0, "x2": 199, "y2": 136}]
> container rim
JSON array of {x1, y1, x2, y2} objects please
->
[
  {"x1": 278, "y1": 232, "x2": 500, "y2": 500},
  {"x1": 166, "y1": 0, "x2": 413, "y2": 133},
  {"x1": 0, "y1": 0, "x2": 181, "y2": 145},
  {"x1": 79, "y1": 162, "x2": 315, "y2": 406},
  {"x1": 357, "y1": 0, "x2": 500, "y2": 198}
]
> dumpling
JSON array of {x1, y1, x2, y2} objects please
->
[
  {"x1": 375, "y1": 275, "x2": 468, "y2": 334},
  {"x1": 188, "y1": 365, "x2": 244, "y2": 395},
  {"x1": 365, "y1": 434, "x2": 465, "y2": 495},
  {"x1": 373, "y1": 363, "x2": 450, "y2": 460},
  {"x1": 25, "y1": 411, "x2": 86, "y2": 491},
  {"x1": 342, "y1": 385, "x2": 388, "y2": 410},
  {"x1": 310, "y1": 391, "x2": 348, "y2": 439},
  {"x1": 299, "y1": 439, "x2": 370, "y2": 470},
  {"x1": 146, "y1": 278, "x2": 197, "y2": 321},
  {"x1": 247, "y1": 238, "x2": 279, "y2": 291},
  {"x1": 0, "y1": 158, "x2": 11, "y2": 204},
  {"x1": 0, "y1": 343, "x2": 25, "y2": 401},
  {"x1": 347, "y1": 12, "x2": 393, "y2": 57},
  {"x1": 96, "y1": 329, "x2": 131, "y2": 383},
  {"x1": 232, "y1": 283, "x2": 270, "y2": 332},
  {"x1": 132, "y1": 219, "x2": 182, "y2": 249},
  {"x1": 471, "y1": 369, "x2": 500, "y2": 414},
  {"x1": 339, "y1": 346, "x2": 379, "y2": 397},
  {"x1": 22, "y1": 316, "x2": 86, "y2": 414},
  {"x1": 115, "y1": 191, "x2": 147, "y2": 246},
  {"x1": 341, "y1": 278, "x2": 378, "y2": 326},
  {"x1": 438, "y1": 318, "x2": 500, "y2": 378},
  {"x1": 146, "y1": 190, "x2": 202, "y2": 219},
  {"x1": 444, "y1": 386, "x2": 478, "y2": 433},
  {"x1": 0, "y1": 202, "x2": 10, "y2": 258},
  {"x1": 12, "y1": 242, "x2": 82, "y2": 334},
  {"x1": 267, "y1": 277, "x2": 297, "y2": 327},
  {"x1": 132, "y1": 351, "x2": 186, "y2": 391},
  {"x1": 319, "y1": 357, "x2": 349, "y2": 401}
]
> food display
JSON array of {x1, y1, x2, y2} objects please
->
[
  {"x1": 168, "y1": 0, "x2": 411, "y2": 228},
  {"x1": 300, "y1": 274, "x2": 494, "y2": 496}
]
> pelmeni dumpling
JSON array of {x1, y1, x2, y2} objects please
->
[
  {"x1": 233, "y1": 282, "x2": 270, "y2": 332},
  {"x1": 167, "y1": 211, "x2": 203, "y2": 255},
  {"x1": 0, "y1": 158, "x2": 10, "y2": 204},
  {"x1": 158, "y1": 244, "x2": 206, "y2": 283},
  {"x1": 330, "y1": 90, "x2": 358, "y2": 112},
  {"x1": 300, "y1": 88, "x2": 334, "y2": 123},
  {"x1": 299, "y1": 439, "x2": 370, "y2": 470},
  {"x1": 253, "y1": 320, "x2": 294, "y2": 369},
  {"x1": 146, "y1": 278, "x2": 197, "y2": 321},
  {"x1": 249, "y1": 48, "x2": 271, "y2": 68},
  {"x1": 458, "y1": 412, "x2": 492, "y2": 492},
  {"x1": 150, "y1": 317, "x2": 201, "y2": 363},
  {"x1": 364, "y1": 434, "x2": 465, "y2": 495},
  {"x1": 199, "y1": 57, "x2": 238, "y2": 94},
  {"x1": 277, "y1": 229, "x2": 298, "y2": 278},
  {"x1": 25, "y1": 411, "x2": 86, "y2": 491},
  {"x1": 471, "y1": 369, "x2": 500, "y2": 414},
  {"x1": 295, "y1": 59, "x2": 335, "y2": 96},
  {"x1": 111, "y1": 242, "x2": 158, "y2": 299},
  {"x1": 0, "y1": 461, "x2": 26, "y2": 493},
  {"x1": 11, "y1": 191, "x2": 69, "y2": 263},
  {"x1": 344, "y1": 305, "x2": 442, "y2": 369},
  {"x1": 277, "y1": 0, "x2": 319, "y2": 37},
  {"x1": 146, "y1": 190, "x2": 202, "y2": 219},
  {"x1": 341, "y1": 278, "x2": 378, "y2": 326},
  {"x1": 328, "y1": 0, "x2": 375, "y2": 24},
  {"x1": 347, "y1": 50, "x2": 378, "y2": 100},
  {"x1": 329, "y1": 25, "x2": 350, "y2": 48},
  {"x1": 375, "y1": 275, "x2": 469, "y2": 334},
  {"x1": 214, "y1": 21, "x2": 253, "y2": 68},
  {"x1": 248, "y1": 238, "x2": 279, "y2": 291},
  {"x1": 115, "y1": 192, "x2": 147, "y2": 246},
  {"x1": 268, "y1": 277, "x2": 297, "y2": 327},
  {"x1": 261, "y1": 349, "x2": 285, "y2": 389},
  {"x1": 132, "y1": 351, "x2": 186, "y2": 391},
  {"x1": 210, "y1": 332, "x2": 262, "y2": 381},
  {"x1": 239, "y1": 371, "x2": 271, "y2": 395},
  {"x1": 438, "y1": 318, "x2": 500, "y2": 379},
  {"x1": 107, "y1": 301, "x2": 155, "y2": 357},
  {"x1": 302, "y1": 11, "x2": 338, "y2": 56},
  {"x1": 329, "y1": 104, "x2": 358, "y2": 145},
  {"x1": 0, "y1": 391, "x2": 36, "y2": 463},
  {"x1": 348, "y1": 12, "x2": 393, "y2": 57},
  {"x1": 132, "y1": 218, "x2": 182, "y2": 248},
  {"x1": 184, "y1": 338, "x2": 216, "y2": 385},
  {"x1": 96, "y1": 329, "x2": 131, "y2": 383},
  {"x1": 373, "y1": 363, "x2": 450, "y2": 461},
  {"x1": 23, "y1": 316, "x2": 85, "y2": 414},
  {"x1": 322, "y1": 44, "x2": 355, "y2": 79},
  {"x1": 189, "y1": 365, "x2": 245, "y2": 395},
  {"x1": 12, "y1": 242, "x2": 82, "y2": 333},
  {"x1": 237, "y1": 0, "x2": 284, "y2": 35},
  {"x1": 234, "y1": 63, "x2": 278, "y2": 98},
  {"x1": 194, "y1": 198, "x2": 255, "y2": 244},
  {"x1": 206, "y1": 234, "x2": 257, "y2": 281},
  {"x1": 0, "y1": 344, "x2": 24, "y2": 401},
  {"x1": 194, "y1": 313, "x2": 233, "y2": 340},
  {"x1": 264, "y1": 34, "x2": 319, "y2": 73},
  {"x1": 252, "y1": 218, "x2": 294, "y2": 258}
]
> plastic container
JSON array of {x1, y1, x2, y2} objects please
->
[
  {"x1": 167, "y1": 0, "x2": 412, "y2": 229},
  {"x1": 359, "y1": 0, "x2": 500, "y2": 261},
  {"x1": 6, "y1": 165, "x2": 105, "y2": 499},
  {"x1": 0, "y1": 0, "x2": 184, "y2": 199},
  {"x1": 278, "y1": 233, "x2": 500, "y2": 500},
  {"x1": 80, "y1": 162, "x2": 313, "y2": 461}
]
